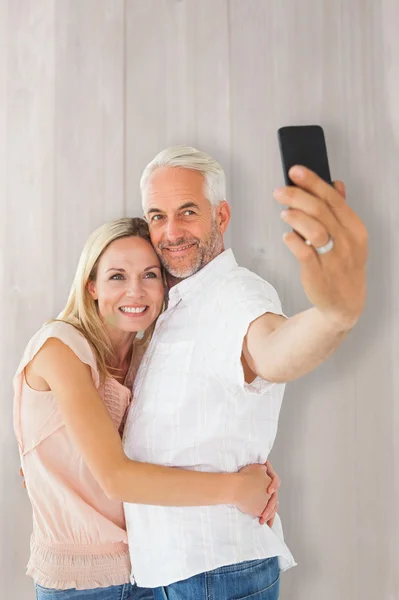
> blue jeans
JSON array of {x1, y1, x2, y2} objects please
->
[
  {"x1": 153, "y1": 556, "x2": 280, "y2": 600},
  {"x1": 35, "y1": 582, "x2": 154, "y2": 600}
]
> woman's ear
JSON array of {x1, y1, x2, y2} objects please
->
[{"x1": 87, "y1": 281, "x2": 98, "y2": 300}]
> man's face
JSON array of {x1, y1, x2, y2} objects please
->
[{"x1": 144, "y1": 167, "x2": 230, "y2": 280}]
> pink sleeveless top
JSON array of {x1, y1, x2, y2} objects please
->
[{"x1": 13, "y1": 321, "x2": 139, "y2": 590}]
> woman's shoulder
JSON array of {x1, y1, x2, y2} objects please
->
[
  {"x1": 15, "y1": 320, "x2": 100, "y2": 387},
  {"x1": 35, "y1": 320, "x2": 94, "y2": 356}
]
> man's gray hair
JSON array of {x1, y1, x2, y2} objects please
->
[{"x1": 140, "y1": 145, "x2": 226, "y2": 209}]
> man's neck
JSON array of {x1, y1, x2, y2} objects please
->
[{"x1": 166, "y1": 273, "x2": 183, "y2": 289}]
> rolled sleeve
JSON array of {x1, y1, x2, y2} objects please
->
[{"x1": 208, "y1": 271, "x2": 286, "y2": 396}]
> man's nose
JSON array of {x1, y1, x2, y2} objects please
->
[{"x1": 165, "y1": 218, "x2": 184, "y2": 242}]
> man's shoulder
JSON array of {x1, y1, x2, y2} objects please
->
[{"x1": 216, "y1": 265, "x2": 281, "y2": 305}]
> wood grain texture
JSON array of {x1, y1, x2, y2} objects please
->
[
  {"x1": 1, "y1": 3, "x2": 56, "y2": 598},
  {"x1": 1, "y1": 1, "x2": 398, "y2": 598},
  {"x1": 1, "y1": 1, "x2": 124, "y2": 598},
  {"x1": 125, "y1": 0, "x2": 231, "y2": 248},
  {"x1": 0, "y1": 0, "x2": 7, "y2": 593},
  {"x1": 228, "y1": 2, "x2": 397, "y2": 599},
  {"x1": 53, "y1": 0, "x2": 125, "y2": 311}
]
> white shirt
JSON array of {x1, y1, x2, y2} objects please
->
[{"x1": 123, "y1": 249, "x2": 296, "y2": 587}]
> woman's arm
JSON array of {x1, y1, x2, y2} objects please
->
[{"x1": 30, "y1": 338, "x2": 271, "y2": 516}]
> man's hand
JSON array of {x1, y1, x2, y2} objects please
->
[
  {"x1": 259, "y1": 460, "x2": 280, "y2": 527},
  {"x1": 274, "y1": 166, "x2": 368, "y2": 332}
]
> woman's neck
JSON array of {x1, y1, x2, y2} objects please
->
[{"x1": 107, "y1": 328, "x2": 137, "y2": 381}]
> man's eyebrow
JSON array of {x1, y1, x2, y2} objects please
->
[
  {"x1": 147, "y1": 202, "x2": 200, "y2": 215},
  {"x1": 179, "y1": 202, "x2": 200, "y2": 211}
]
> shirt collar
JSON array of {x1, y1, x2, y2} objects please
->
[{"x1": 167, "y1": 249, "x2": 237, "y2": 309}]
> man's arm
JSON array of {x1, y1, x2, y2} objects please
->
[
  {"x1": 243, "y1": 309, "x2": 348, "y2": 383},
  {"x1": 242, "y1": 167, "x2": 368, "y2": 384}
]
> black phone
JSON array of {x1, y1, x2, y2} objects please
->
[{"x1": 277, "y1": 125, "x2": 332, "y2": 185}]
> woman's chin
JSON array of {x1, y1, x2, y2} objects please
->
[
  {"x1": 102, "y1": 308, "x2": 158, "y2": 335},
  {"x1": 116, "y1": 313, "x2": 155, "y2": 333}
]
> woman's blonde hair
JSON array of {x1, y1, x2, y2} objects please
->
[{"x1": 56, "y1": 217, "x2": 163, "y2": 380}]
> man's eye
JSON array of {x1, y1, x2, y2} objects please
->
[
  {"x1": 151, "y1": 214, "x2": 164, "y2": 222},
  {"x1": 110, "y1": 274, "x2": 124, "y2": 280},
  {"x1": 183, "y1": 210, "x2": 195, "y2": 216}
]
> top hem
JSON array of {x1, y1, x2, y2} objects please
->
[{"x1": 131, "y1": 550, "x2": 297, "y2": 588}]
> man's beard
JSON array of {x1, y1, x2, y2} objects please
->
[{"x1": 156, "y1": 219, "x2": 222, "y2": 280}]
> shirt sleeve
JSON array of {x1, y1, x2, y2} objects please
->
[{"x1": 207, "y1": 269, "x2": 286, "y2": 396}]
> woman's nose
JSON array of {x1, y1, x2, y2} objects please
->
[{"x1": 125, "y1": 283, "x2": 145, "y2": 298}]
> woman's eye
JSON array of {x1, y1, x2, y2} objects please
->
[
  {"x1": 110, "y1": 274, "x2": 124, "y2": 280},
  {"x1": 144, "y1": 272, "x2": 157, "y2": 279}
]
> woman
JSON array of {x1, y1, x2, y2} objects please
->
[{"x1": 14, "y1": 218, "x2": 277, "y2": 600}]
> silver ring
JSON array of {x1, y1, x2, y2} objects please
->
[{"x1": 305, "y1": 236, "x2": 334, "y2": 255}]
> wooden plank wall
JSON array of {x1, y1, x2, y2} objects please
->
[{"x1": 1, "y1": 2, "x2": 397, "y2": 598}]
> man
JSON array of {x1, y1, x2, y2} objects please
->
[{"x1": 123, "y1": 146, "x2": 368, "y2": 599}]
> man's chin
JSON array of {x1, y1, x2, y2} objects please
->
[
  {"x1": 162, "y1": 258, "x2": 201, "y2": 280},
  {"x1": 165, "y1": 266, "x2": 197, "y2": 279}
]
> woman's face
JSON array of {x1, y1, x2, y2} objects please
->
[{"x1": 88, "y1": 236, "x2": 164, "y2": 334}]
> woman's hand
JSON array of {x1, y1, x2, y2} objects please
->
[
  {"x1": 259, "y1": 460, "x2": 280, "y2": 527},
  {"x1": 234, "y1": 464, "x2": 272, "y2": 519},
  {"x1": 19, "y1": 467, "x2": 26, "y2": 489}
]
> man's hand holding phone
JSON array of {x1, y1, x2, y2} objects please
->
[{"x1": 274, "y1": 143, "x2": 368, "y2": 332}]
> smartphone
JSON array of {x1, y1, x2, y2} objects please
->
[{"x1": 277, "y1": 125, "x2": 332, "y2": 185}]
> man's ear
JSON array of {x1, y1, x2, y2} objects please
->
[
  {"x1": 217, "y1": 201, "x2": 231, "y2": 234},
  {"x1": 87, "y1": 281, "x2": 98, "y2": 300}
]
